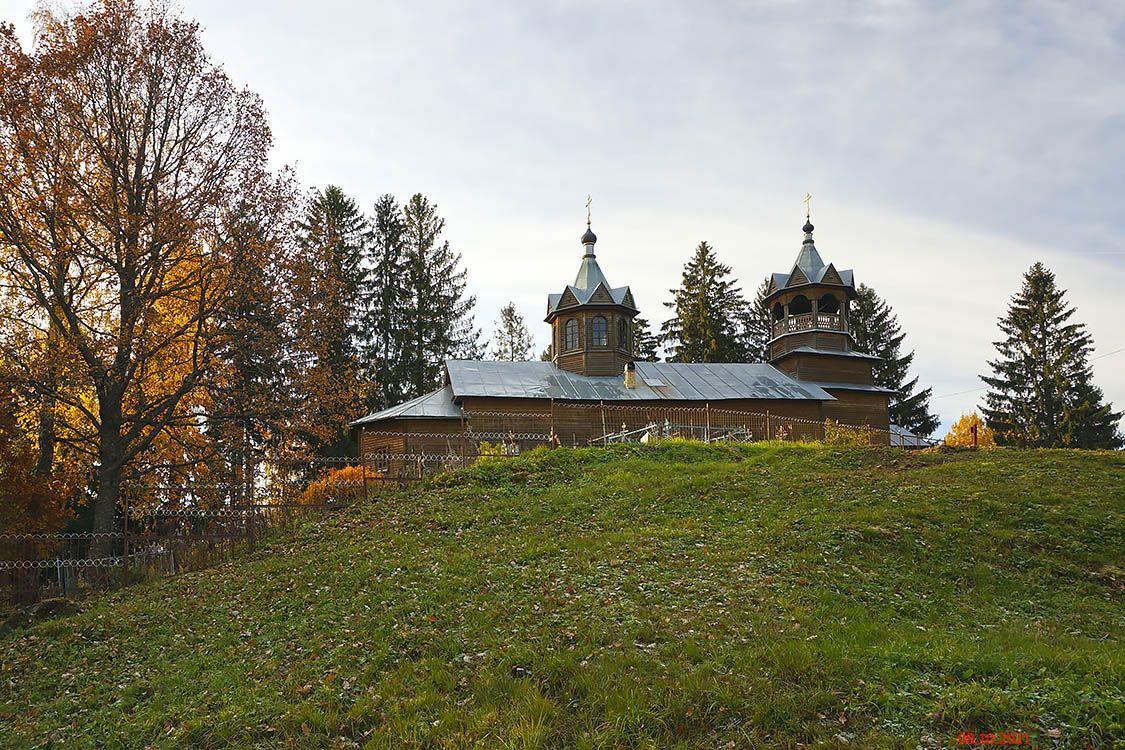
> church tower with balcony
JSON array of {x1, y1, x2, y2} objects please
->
[{"x1": 763, "y1": 216, "x2": 892, "y2": 429}]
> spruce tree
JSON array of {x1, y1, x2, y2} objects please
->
[
  {"x1": 741, "y1": 277, "x2": 773, "y2": 363},
  {"x1": 362, "y1": 194, "x2": 409, "y2": 410},
  {"x1": 401, "y1": 194, "x2": 482, "y2": 397},
  {"x1": 661, "y1": 242, "x2": 749, "y2": 363},
  {"x1": 490, "y1": 303, "x2": 533, "y2": 361},
  {"x1": 293, "y1": 185, "x2": 369, "y2": 455},
  {"x1": 630, "y1": 317, "x2": 661, "y2": 362},
  {"x1": 849, "y1": 284, "x2": 940, "y2": 436},
  {"x1": 981, "y1": 262, "x2": 1121, "y2": 448},
  {"x1": 210, "y1": 175, "x2": 300, "y2": 503}
]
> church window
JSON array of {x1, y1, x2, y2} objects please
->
[
  {"x1": 565, "y1": 319, "x2": 578, "y2": 350},
  {"x1": 592, "y1": 316, "x2": 607, "y2": 346},
  {"x1": 618, "y1": 318, "x2": 628, "y2": 349}
]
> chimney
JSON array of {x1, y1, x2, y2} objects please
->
[{"x1": 623, "y1": 361, "x2": 636, "y2": 389}]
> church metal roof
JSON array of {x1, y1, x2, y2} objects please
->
[
  {"x1": 769, "y1": 221, "x2": 855, "y2": 293},
  {"x1": 809, "y1": 380, "x2": 897, "y2": 394},
  {"x1": 772, "y1": 346, "x2": 882, "y2": 361},
  {"x1": 350, "y1": 360, "x2": 836, "y2": 425},
  {"x1": 546, "y1": 224, "x2": 637, "y2": 315},
  {"x1": 350, "y1": 384, "x2": 461, "y2": 426},
  {"x1": 444, "y1": 360, "x2": 834, "y2": 402}
]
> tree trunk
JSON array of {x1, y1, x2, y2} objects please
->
[
  {"x1": 91, "y1": 462, "x2": 121, "y2": 560},
  {"x1": 91, "y1": 403, "x2": 124, "y2": 560},
  {"x1": 35, "y1": 312, "x2": 60, "y2": 477}
]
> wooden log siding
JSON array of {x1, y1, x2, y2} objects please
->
[
  {"x1": 355, "y1": 392, "x2": 899, "y2": 463},
  {"x1": 773, "y1": 353, "x2": 875, "y2": 385},
  {"x1": 822, "y1": 389, "x2": 891, "y2": 432},
  {"x1": 437, "y1": 397, "x2": 827, "y2": 447}
]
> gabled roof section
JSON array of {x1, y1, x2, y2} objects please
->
[
  {"x1": 444, "y1": 360, "x2": 834, "y2": 402},
  {"x1": 349, "y1": 384, "x2": 461, "y2": 425},
  {"x1": 588, "y1": 283, "x2": 614, "y2": 304},
  {"x1": 786, "y1": 265, "x2": 809, "y2": 286},
  {"x1": 770, "y1": 220, "x2": 856, "y2": 293},
  {"x1": 547, "y1": 224, "x2": 638, "y2": 316}
]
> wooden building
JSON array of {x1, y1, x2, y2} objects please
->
[{"x1": 351, "y1": 215, "x2": 892, "y2": 461}]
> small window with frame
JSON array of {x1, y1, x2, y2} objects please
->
[
  {"x1": 565, "y1": 319, "x2": 578, "y2": 350},
  {"x1": 592, "y1": 316, "x2": 607, "y2": 347}
]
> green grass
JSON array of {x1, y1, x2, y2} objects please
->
[{"x1": 2, "y1": 442, "x2": 1123, "y2": 749}]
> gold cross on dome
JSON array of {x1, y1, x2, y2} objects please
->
[
  {"x1": 586, "y1": 194, "x2": 592, "y2": 226},
  {"x1": 804, "y1": 192, "x2": 812, "y2": 220}
]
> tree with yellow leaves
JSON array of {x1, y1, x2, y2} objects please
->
[
  {"x1": 944, "y1": 412, "x2": 996, "y2": 448},
  {"x1": 0, "y1": 1, "x2": 271, "y2": 555}
]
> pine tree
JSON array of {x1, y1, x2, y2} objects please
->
[
  {"x1": 630, "y1": 317, "x2": 661, "y2": 362},
  {"x1": 490, "y1": 303, "x2": 533, "y2": 361},
  {"x1": 661, "y1": 242, "x2": 749, "y2": 363},
  {"x1": 293, "y1": 185, "x2": 369, "y2": 456},
  {"x1": 849, "y1": 284, "x2": 940, "y2": 436},
  {"x1": 362, "y1": 194, "x2": 410, "y2": 411},
  {"x1": 401, "y1": 194, "x2": 482, "y2": 397},
  {"x1": 981, "y1": 262, "x2": 1121, "y2": 448},
  {"x1": 741, "y1": 277, "x2": 773, "y2": 363}
]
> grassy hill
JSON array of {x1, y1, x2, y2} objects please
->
[{"x1": 1, "y1": 443, "x2": 1122, "y2": 749}]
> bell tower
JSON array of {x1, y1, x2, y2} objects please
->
[
  {"x1": 545, "y1": 219, "x2": 639, "y2": 376},
  {"x1": 763, "y1": 213, "x2": 891, "y2": 428},
  {"x1": 764, "y1": 217, "x2": 858, "y2": 362}
]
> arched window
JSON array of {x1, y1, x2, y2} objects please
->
[
  {"x1": 772, "y1": 302, "x2": 785, "y2": 321},
  {"x1": 592, "y1": 316, "x2": 607, "y2": 347},
  {"x1": 565, "y1": 319, "x2": 578, "y2": 350},
  {"x1": 790, "y1": 295, "x2": 812, "y2": 315},
  {"x1": 818, "y1": 294, "x2": 840, "y2": 314},
  {"x1": 618, "y1": 318, "x2": 629, "y2": 349}
]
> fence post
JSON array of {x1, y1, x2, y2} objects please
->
[
  {"x1": 247, "y1": 503, "x2": 256, "y2": 553},
  {"x1": 122, "y1": 490, "x2": 130, "y2": 574},
  {"x1": 599, "y1": 400, "x2": 607, "y2": 443},
  {"x1": 460, "y1": 406, "x2": 467, "y2": 466},
  {"x1": 766, "y1": 410, "x2": 772, "y2": 442},
  {"x1": 362, "y1": 457, "x2": 369, "y2": 499},
  {"x1": 705, "y1": 402, "x2": 711, "y2": 442}
]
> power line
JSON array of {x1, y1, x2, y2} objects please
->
[{"x1": 928, "y1": 346, "x2": 1124, "y2": 401}]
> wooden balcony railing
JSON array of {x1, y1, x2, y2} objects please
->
[{"x1": 772, "y1": 312, "x2": 845, "y2": 338}]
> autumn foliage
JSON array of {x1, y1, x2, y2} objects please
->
[
  {"x1": 297, "y1": 465, "x2": 371, "y2": 507},
  {"x1": 0, "y1": 384, "x2": 70, "y2": 535},
  {"x1": 944, "y1": 412, "x2": 996, "y2": 448}
]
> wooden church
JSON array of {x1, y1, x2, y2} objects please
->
[{"x1": 352, "y1": 214, "x2": 893, "y2": 459}]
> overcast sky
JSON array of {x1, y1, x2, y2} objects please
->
[{"x1": 5, "y1": 0, "x2": 1124, "y2": 436}]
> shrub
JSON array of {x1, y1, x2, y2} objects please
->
[
  {"x1": 298, "y1": 465, "x2": 371, "y2": 506},
  {"x1": 824, "y1": 419, "x2": 877, "y2": 446},
  {"x1": 944, "y1": 412, "x2": 997, "y2": 448}
]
